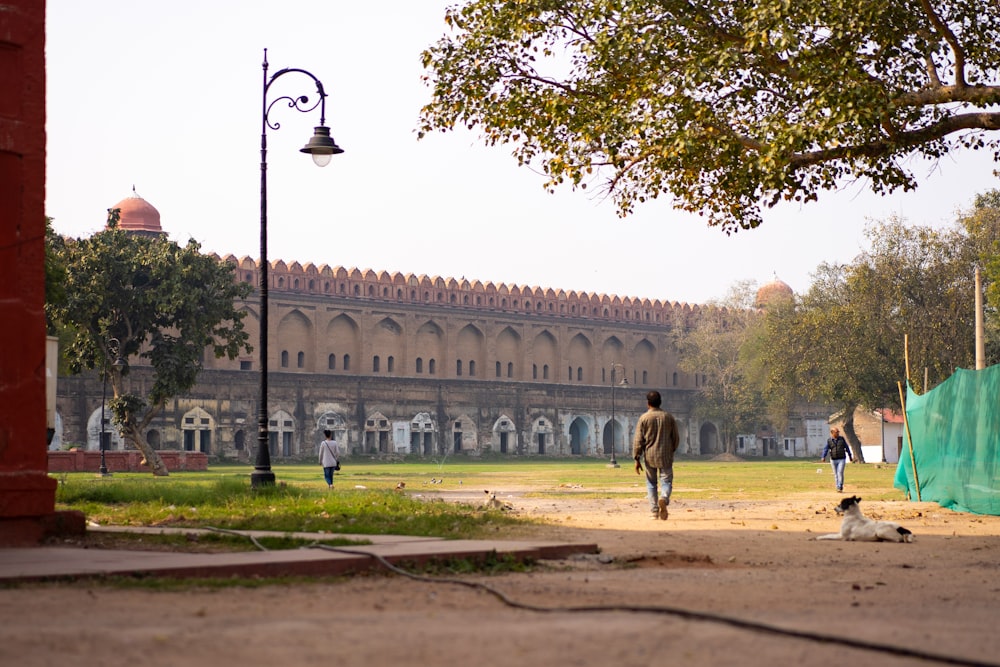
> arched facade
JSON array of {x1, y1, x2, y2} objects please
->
[{"x1": 54, "y1": 243, "x2": 833, "y2": 461}]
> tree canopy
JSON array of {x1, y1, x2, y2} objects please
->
[
  {"x1": 46, "y1": 214, "x2": 252, "y2": 475},
  {"x1": 420, "y1": 0, "x2": 1000, "y2": 231}
]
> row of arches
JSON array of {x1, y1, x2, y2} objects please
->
[
  {"x1": 234, "y1": 309, "x2": 697, "y2": 389},
  {"x1": 61, "y1": 403, "x2": 720, "y2": 459}
]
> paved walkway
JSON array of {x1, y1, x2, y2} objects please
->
[{"x1": 0, "y1": 525, "x2": 598, "y2": 582}]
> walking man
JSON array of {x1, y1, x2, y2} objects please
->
[
  {"x1": 633, "y1": 390, "x2": 680, "y2": 520},
  {"x1": 820, "y1": 427, "x2": 853, "y2": 492}
]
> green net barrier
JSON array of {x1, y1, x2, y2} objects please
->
[{"x1": 894, "y1": 365, "x2": 1000, "y2": 515}]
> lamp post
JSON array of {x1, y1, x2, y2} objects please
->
[
  {"x1": 253, "y1": 49, "x2": 344, "y2": 488},
  {"x1": 609, "y1": 363, "x2": 629, "y2": 467},
  {"x1": 99, "y1": 337, "x2": 124, "y2": 477}
]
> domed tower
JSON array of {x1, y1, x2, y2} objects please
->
[
  {"x1": 755, "y1": 276, "x2": 793, "y2": 308},
  {"x1": 108, "y1": 187, "x2": 164, "y2": 238}
]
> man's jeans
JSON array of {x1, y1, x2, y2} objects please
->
[
  {"x1": 645, "y1": 465, "x2": 674, "y2": 514},
  {"x1": 830, "y1": 457, "x2": 847, "y2": 490}
]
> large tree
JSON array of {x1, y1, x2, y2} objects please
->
[
  {"x1": 672, "y1": 282, "x2": 768, "y2": 453},
  {"x1": 762, "y1": 217, "x2": 978, "y2": 460},
  {"x1": 419, "y1": 0, "x2": 1000, "y2": 231},
  {"x1": 956, "y1": 189, "x2": 1000, "y2": 360},
  {"x1": 46, "y1": 212, "x2": 252, "y2": 475}
]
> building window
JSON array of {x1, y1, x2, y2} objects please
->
[
  {"x1": 469, "y1": 360, "x2": 476, "y2": 377},
  {"x1": 387, "y1": 356, "x2": 394, "y2": 373},
  {"x1": 240, "y1": 360, "x2": 252, "y2": 371},
  {"x1": 297, "y1": 351, "x2": 305, "y2": 368},
  {"x1": 456, "y1": 360, "x2": 463, "y2": 377},
  {"x1": 496, "y1": 361, "x2": 501, "y2": 378},
  {"x1": 328, "y1": 354, "x2": 336, "y2": 370},
  {"x1": 642, "y1": 370, "x2": 648, "y2": 384},
  {"x1": 280, "y1": 350, "x2": 289, "y2": 368},
  {"x1": 416, "y1": 358, "x2": 423, "y2": 374},
  {"x1": 373, "y1": 355, "x2": 380, "y2": 372},
  {"x1": 507, "y1": 362, "x2": 513, "y2": 378},
  {"x1": 672, "y1": 372, "x2": 678, "y2": 386},
  {"x1": 532, "y1": 364, "x2": 538, "y2": 379},
  {"x1": 343, "y1": 354, "x2": 351, "y2": 371},
  {"x1": 577, "y1": 367, "x2": 582, "y2": 381},
  {"x1": 429, "y1": 359, "x2": 436, "y2": 375},
  {"x1": 543, "y1": 364, "x2": 549, "y2": 380}
]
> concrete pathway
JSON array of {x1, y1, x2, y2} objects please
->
[{"x1": 0, "y1": 525, "x2": 598, "y2": 582}]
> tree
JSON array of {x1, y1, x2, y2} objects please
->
[
  {"x1": 419, "y1": 0, "x2": 1000, "y2": 231},
  {"x1": 956, "y1": 189, "x2": 1000, "y2": 361},
  {"x1": 762, "y1": 217, "x2": 978, "y2": 460},
  {"x1": 46, "y1": 211, "x2": 252, "y2": 475},
  {"x1": 672, "y1": 282, "x2": 768, "y2": 453}
]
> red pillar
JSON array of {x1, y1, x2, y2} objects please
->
[{"x1": 0, "y1": 0, "x2": 84, "y2": 545}]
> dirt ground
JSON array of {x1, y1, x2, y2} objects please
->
[{"x1": 4, "y1": 485, "x2": 1000, "y2": 667}]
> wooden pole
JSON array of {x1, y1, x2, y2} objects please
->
[
  {"x1": 904, "y1": 334, "x2": 911, "y2": 388},
  {"x1": 897, "y1": 381, "x2": 921, "y2": 501},
  {"x1": 976, "y1": 267, "x2": 986, "y2": 370}
]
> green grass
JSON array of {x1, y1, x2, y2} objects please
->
[{"x1": 54, "y1": 457, "x2": 906, "y2": 540}]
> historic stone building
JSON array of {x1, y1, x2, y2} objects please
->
[{"x1": 54, "y1": 193, "x2": 829, "y2": 462}]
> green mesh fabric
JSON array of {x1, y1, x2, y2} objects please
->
[{"x1": 894, "y1": 365, "x2": 1000, "y2": 515}]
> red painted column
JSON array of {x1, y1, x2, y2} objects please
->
[{"x1": 0, "y1": 0, "x2": 83, "y2": 545}]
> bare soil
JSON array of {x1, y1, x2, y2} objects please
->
[{"x1": 4, "y1": 488, "x2": 1000, "y2": 667}]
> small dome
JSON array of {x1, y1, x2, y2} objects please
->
[
  {"x1": 755, "y1": 277, "x2": 793, "y2": 308},
  {"x1": 109, "y1": 187, "x2": 162, "y2": 235}
]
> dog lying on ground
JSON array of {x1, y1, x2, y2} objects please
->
[
  {"x1": 483, "y1": 490, "x2": 513, "y2": 511},
  {"x1": 816, "y1": 495, "x2": 914, "y2": 542}
]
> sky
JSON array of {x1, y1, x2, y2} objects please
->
[{"x1": 45, "y1": 1, "x2": 1000, "y2": 306}]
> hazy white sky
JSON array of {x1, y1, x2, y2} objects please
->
[{"x1": 45, "y1": 1, "x2": 1000, "y2": 305}]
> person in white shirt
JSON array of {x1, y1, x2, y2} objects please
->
[{"x1": 318, "y1": 430, "x2": 341, "y2": 489}]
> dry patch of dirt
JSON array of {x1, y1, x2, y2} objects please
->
[{"x1": 6, "y1": 491, "x2": 1000, "y2": 667}]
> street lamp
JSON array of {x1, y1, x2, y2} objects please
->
[
  {"x1": 99, "y1": 338, "x2": 125, "y2": 476},
  {"x1": 253, "y1": 49, "x2": 344, "y2": 488},
  {"x1": 609, "y1": 363, "x2": 629, "y2": 467}
]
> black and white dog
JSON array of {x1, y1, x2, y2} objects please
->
[{"x1": 817, "y1": 496, "x2": 915, "y2": 543}]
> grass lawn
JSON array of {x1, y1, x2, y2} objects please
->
[{"x1": 53, "y1": 457, "x2": 905, "y2": 543}]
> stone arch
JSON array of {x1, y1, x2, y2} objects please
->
[
  {"x1": 414, "y1": 320, "x2": 445, "y2": 376},
  {"x1": 532, "y1": 330, "x2": 557, "y2": 382},
  {"x1": 316, "y1": 411, "x2": 348, "y2": 454},
  {"x1": 325, "y1": 314, "x2": 361, "y2": 374},
  {"x1": 491, "y1": 414, "x2": 517, "y2": 455},
  {"x1": 529, "y1": 414, "x2": 554, "y2": 455},
  {"x1": 181, "y1": 406, "x2": 215, "y2": 454},
  {"x1": 699, "y1": 421, "x2": 720, "y2": 455},
  {"x1": 455, "y1": 324, "x2": 486, "y2": 378},
  {"x1": 372, "y1": 317, "x2": 403, "y2": 374},
  {"x1": 364, "y1": 411, "x2": 392, "y2": 455},
  {"x1": 601, "y1": 336, "x2": 626, "y2": 381},
  {"x1": 633, "y1": 338, "x2": 656, "y2": 386},
  {"x1": 410, "y1": 411, "x2": 436, "y2": 455},
  {"x1": 87, "y1": 405, "x2": 125, "y2": 452},
  {"x1": 496, "y1": 326, "x2": 522, "y2": 379},
  {"x1": 568, "y1": 416, "x2": 590, "y2": 456},
  {"x1": 450, "y1": 413, "x2": 478, "y2": 453},
  {"x1": 268, "y1": 409, "x2": 296, "y2": 458},
  {"x1": 277, "y1": 310, "x2": 314, "y2": 372},
  {"x1": 602, "y1": 415, "x2": 627, "y2": 457},
  {"x1": 566, "y1": 332, "x2": 592, "y2": 383}
]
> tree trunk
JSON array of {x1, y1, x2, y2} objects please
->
[
  {"x1": 840, "y1": 410, "x2": 866, "y2": 464},
  {"x1": 123, "y1": 424, "x2": 170, "y2": 476}
]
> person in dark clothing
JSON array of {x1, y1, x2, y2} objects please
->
[{"x1": 820, "y1": 427, "x2": 854, "y2": 492}]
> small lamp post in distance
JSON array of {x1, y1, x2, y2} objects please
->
[{"x1": 609, "y1": 362, "x2": 629, "y2": 468}]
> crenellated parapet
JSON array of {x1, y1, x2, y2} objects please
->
[{"x1": 215, "y1": 253, "x2": 703, "y2": 326}]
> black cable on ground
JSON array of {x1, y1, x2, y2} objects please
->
[{"x1": 310, "y1": 544, "x2": 998, "y2": 667}]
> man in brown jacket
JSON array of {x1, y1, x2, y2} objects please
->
[{"x1": 633, "y1": 390, "x2": 680, "y2": 520}]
